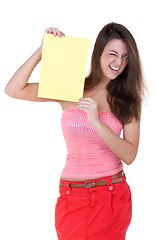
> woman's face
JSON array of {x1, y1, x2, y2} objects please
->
[{"x1": 100, "y1": 38, "x2": 128, "y2": 82}]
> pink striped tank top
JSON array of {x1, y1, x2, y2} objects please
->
[{"x1": 60, "y1": 107, "x2": 124, "y2": 179}]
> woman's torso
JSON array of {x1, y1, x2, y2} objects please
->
[{"x1": 59, "y1": 86, "x2": 113, "y2": 181}]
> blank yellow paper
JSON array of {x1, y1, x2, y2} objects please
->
[{"x1": 38, "y1": 34, "x2": 90, "y2": 102}]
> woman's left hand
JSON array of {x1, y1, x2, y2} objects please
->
[{"x1": 75, "y1": 97, "x2": 99, "y2": 125}]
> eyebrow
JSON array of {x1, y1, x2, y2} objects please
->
[
  {"x1": 109, "y1": 50, "x2": 128, "y2": 55},
  {"x1": 110, "y1": 50, "x2": 118, "y2": 54}
]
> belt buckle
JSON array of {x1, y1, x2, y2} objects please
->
[
  {"x1": 84, "y1": 181, "x2": 95, "y2": 188},
  {"x1": 84, "y1": 181, "x2": 94, "y2": 188}
]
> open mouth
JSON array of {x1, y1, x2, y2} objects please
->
[{"x1": 109, "y1": 65, "x2": 120, "y2": 72}]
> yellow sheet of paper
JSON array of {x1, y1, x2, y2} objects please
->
[{"x1": 38, "y1": 34, "x2": 90, "y2": 102}]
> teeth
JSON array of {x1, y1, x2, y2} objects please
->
[{"x1": 110, "y1": 65, "x2": 120, "y2": 71}]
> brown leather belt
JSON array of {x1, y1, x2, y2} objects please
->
[{"x1": 59, "y1": 171, "x2": 124, "y2": 188}]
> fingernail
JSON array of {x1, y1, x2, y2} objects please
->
[
  {"x1": 59, "y1": 34, "x2": 61, "y2": 38},
  {"x1": 79, "y1": 98, "x2": 82, "y2": 100}
]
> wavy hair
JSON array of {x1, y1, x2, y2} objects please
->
[{"x1": 84, "y1": 22, "x2": 147, "y2": 125}]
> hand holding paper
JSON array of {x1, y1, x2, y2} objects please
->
[{"x1": 40, "y1": 27, "x2": 65, "y2": 54}]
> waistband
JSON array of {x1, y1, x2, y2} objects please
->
[{"x1": 59, "y1": 170, "x2": 125, "y2": 189}]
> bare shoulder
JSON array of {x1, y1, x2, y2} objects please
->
[
  {"x1": 58, "y1": 100, "x2": 76, "y2": 111},
  {"x1": 58, "y1": 89, "x2": 94, "y2": 111}
]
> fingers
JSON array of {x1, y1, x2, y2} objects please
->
[
  {"x1": 79, "y1": 97, "x2": 96, "y2": 103},
  {"x1": 44, "y1": 27, "x2": 65, "y2": 37}
]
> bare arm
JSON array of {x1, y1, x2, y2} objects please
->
[
  {"x1": 4, "y1": 47, "x2": 42, "y2": 94},
  {"x1": 92, "y1": 116, "x2": 140, "y2": 165},
  {"x1": 4, "y1": 27, "x2": 65, "y2": 102}
]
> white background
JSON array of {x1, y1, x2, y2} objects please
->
[{"x1": 0, "y1": 0, "x2": 159, "y2": 239}]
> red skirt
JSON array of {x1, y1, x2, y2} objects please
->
[{"x1": 54, "y1": 171, "x2": 132, "y2": 240}]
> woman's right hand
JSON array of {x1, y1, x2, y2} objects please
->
[{"x1": 39, "y1": 27, "x2": 65, "y2": 53}]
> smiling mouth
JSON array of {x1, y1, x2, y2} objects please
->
[{"x1": 109, "y1": 65, "x2": 120, "y2": 71}]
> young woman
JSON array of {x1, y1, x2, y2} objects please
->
[{"x1": 4, "y1": 23, "x2": 146, "y2": 240}]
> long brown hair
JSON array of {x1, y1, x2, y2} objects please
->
[{"x1": 84, "y1": 22, "x2": 147, "y2": 125}]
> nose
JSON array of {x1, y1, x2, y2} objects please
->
[{"x1": 114, "y1": 57, "x2": 122, "y2": 66}]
